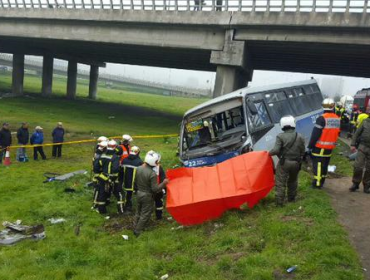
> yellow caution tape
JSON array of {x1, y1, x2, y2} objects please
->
[{"x1": 7, "y1": 134, "x2": 179, "y2": 149}]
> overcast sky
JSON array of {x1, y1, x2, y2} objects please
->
[{"x1": 98, "y1": 63, "x2": 370, "y2": 97}]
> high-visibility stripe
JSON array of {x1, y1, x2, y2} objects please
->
[
  {"x1": 311, "y1": 153, "x2": 331, "y2": 158},
  {"x1": 132, "y1": 168, "x2": 137, "y2": 190},
  {"x1": 122, "y1": 164, "x2": 139, "y2": 169},
  {"x1": 316, "y1": 162, "x2": 322, "y2": 187},
  {"x1": 317, "y1": 141, "x2": 337, "y2": 146}
]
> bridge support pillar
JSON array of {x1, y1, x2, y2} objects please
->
[
  {"x1": 88, "y1": 65, "x2": 99, "y2": 100},
  {"x1": 66, "y1": 60, "x2": 77, "y2": 99},
  {"x1": 42, "y1": 56, "x2": 54, "y2": 97},
  {"x1": 12, "y1": 54, "x2": 25, "y2": 96},
  {"x1": 211, "y1": 31, "x2": 253, "y2": 98}
]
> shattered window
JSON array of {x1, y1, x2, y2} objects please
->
[{"x1": 250, "y1": 101, "x2": 272, "y2": 130}]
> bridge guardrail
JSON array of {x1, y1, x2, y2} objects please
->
[{"x1": 0, "y1": 0, "x2": 369, "y2": 13}]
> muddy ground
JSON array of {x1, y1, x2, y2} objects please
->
[{"x1": 326, "y1": 178, "x2": 370, "y2": 280}]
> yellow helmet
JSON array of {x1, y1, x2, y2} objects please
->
[{"x1": 322, "y1": 98, "x2": 335, "y2": 111}]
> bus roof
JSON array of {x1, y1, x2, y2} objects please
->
[{"x1": 184, "y1": 79, "x2": 318, "y2": 117}]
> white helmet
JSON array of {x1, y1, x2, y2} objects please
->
[
  {"x1": 122, "y1": 134, "x2": 133, "y2": 143},
  {"x1": 130, "y1": 146, "x2": 140, "y2": 155},
  {"x1": 145, "y1": 151, "x2": 160, "y2": 167},
  {"x1": 322, "y1": 98, "x2": 335, "y2": 111},
  {"x1": 107, "y1": 140, "x2": 117, "y2": 150},
  {"x1": 98, "y1": 140, "x2": 108, "y2": 149},
  {"x1": 280, "y1": 115, "x2": 296, "y2": 129},
  {"x1": 98, "y1": 136, "x2": 108, "y2": 143}
]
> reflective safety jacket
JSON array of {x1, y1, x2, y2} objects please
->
[
  {"x1": 93, "y1": 152, "x2": 120, "y2": 182},
  {"x1": 315, "y1": 112, "x2": 340, "y2": 150},
  {"x1": 119, "y1": 144, "x2": 130, "y2": 163},
  {"x1": 357, "y1": 113, "x2": 369, "y2": 128},
  {"x1": 350, "y1": 111, "x2": 359, "y2": 125}
]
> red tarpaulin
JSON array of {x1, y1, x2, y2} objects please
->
[{"x1": 166, "y1": 151, "x2": 275, "y2": 226}]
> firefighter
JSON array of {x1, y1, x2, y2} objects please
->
[
  {"x1": 349, "y1": 107, "x2": 370, "y2": 193},
  {"x1": 308, "y1": 98, "x2": 340, "y2": 189},
  {"x1": 107, "y1": 140, "x2": 125, "y2": 214},
  {"x1": 119, "y1": 134, "x2": 133, "y2": 163},
  {"x1": 121, "y1": 146, "x2": 143, "y2": 213},
  {"x1": 348, "y1": 105, "x2": 360, "y2": 138},
  {"x1": 92, "y1": 140, "x2": 108, "y2": 211},
  {"x1": 93, "y1": 140, "x2": 120, "y2": 214},
  {"x1": 357, "y1": 110, "x2": 369, "y2": 129},
  {"x1": 269, "y1": 116, "x2": 305, "y2": 206},
  {"x1": 133, "y1": 151, "x2": 168, "y2": 237},
  {"x1": 153, "y1": 153, "x2": 167, "y2": 219},
  {"x1": 94, "y1": 136, "x2": 108, "y2": 159}
]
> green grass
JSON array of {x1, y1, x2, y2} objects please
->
[
  {"x1": 0, "y1": 74, "x2": 364, "y2": 280},
  {"x1": 0, "y1": 72, "x2": 207, "y2": 116}
]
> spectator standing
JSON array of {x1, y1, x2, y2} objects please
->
[
  {"x1": 52, "y1": 122, "x2": 65, "y2": 158},
  {"x1": 0, "y1": 123, "x2": 12, "y2": 164},
  {"x1": 30, "y1": 126, "x2": 46, "y2": 160},
  {"x1": 16, "y1": 122, "x2": 29, "y2": 162}
]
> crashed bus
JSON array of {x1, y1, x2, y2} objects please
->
[{"x1": 179, "y1": 79, "x2": 324, "y2": 167}]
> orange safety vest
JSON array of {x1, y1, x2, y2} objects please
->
[
  {"x1": 120, "y1": 145, "x2": 130, "y2": 162},
  {"x1": 315, "y1": 112, "x2": 340, "y2": 150}
]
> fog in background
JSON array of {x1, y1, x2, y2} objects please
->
[
  {"x1": 100, "y1": 63, "x2": 370, "y2": 96},
  {"x1": 36, "y1": 57, "x2": 370, "y2": 96}
]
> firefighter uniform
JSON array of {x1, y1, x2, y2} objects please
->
[
  {"x1": 269, "y1": 116, "x2": 305, "y2": 206},
  {"x1": 308, "y1": 110, "x2": 340, "y2": 188},
  {"x1": 119, "y1": 143, "x2": 130, "y2": 163},
  {"x1": 93, "y1": 151, "x2": 123, "y2": 214},
  {"x1": 350, "y1": 118, "x2": 370, "y2": 193},
  {"x1": 349, "y1": 109, "x2": 360, "y2": 137},
  {"x1": 153, "y1": 165, "x2": 166, "y2": 219},
  {"x1": 122, "y1": 154, "x2": 143, "y2": 212}
]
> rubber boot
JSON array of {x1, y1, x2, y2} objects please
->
[{"x1": 349, "y1": 183, "x2": 360, "y2": 192}]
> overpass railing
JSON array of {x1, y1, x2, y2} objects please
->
[{"x1": 0, "y1": 0, "x2": 369, "y2": 13}]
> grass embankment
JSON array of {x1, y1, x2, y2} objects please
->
[
  {"x1": 0, "y1": 72, "x2": 207, "y2": 116},
  {"x1": 0, "y1": 74, "x2": 364, "y2": 279}
]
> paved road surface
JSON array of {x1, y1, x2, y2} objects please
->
[{"x1": 326, "y1": 178, "x2": 370, "y2": 279}]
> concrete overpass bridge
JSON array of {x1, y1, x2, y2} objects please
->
[{"x1": 0, "y1": 0, "x2": 369, "y2": 98}]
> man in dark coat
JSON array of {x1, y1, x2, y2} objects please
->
[
  {"x1": 16, "y1": 122, "x2": 29, "y2": 162},
  {"x1": 0, "y1": 123, "x2": 12, "y2": 164},
  {"x1": 52, "y1": 122, "x2": 65, "y2": 158}
]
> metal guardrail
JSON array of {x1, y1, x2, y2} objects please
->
[
  {"x1": 0, "y1": 0, "x2": 369, "y2": 13},
  {"x1": 0, "y1": 53, "x2": 211, "y2": 97}
]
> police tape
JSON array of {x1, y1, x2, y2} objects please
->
[{"x1": 4, "y1": 134, "x2": 179, "y2": 150}]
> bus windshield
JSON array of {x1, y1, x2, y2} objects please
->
[{"x1": 182, "y1": 100, "x2": 246, "y2": 158}]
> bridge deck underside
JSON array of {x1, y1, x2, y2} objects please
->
[{"x1": 0, "y1": 36, "x2": 369, "y2": 78}]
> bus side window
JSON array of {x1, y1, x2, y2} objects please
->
[{"x1": 249, "y1": 101, "x2": 272, "y2": 131}]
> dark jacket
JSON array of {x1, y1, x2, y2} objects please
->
[
  {"x1": 52, "y1": 127, "x2": 65, "y2": 143},
  {"x1": 30, "y1": 131, "x2": 44, "y2": 145},
  {"x1": 17, "y1": 127, "x2": 29, "y2": 145},
  {"x1": 352, "y1": 118, "x2": 370, "y2": 148},
  {"x1": 135, "y1": 164, "x2": 166, "y2": 194},
  {"x1": 122, "y1": 154, "x2": 144, "y2": 191},
  {"x1": 0, "y1": 128, "x2": 12, "y2": 147},
  {"x1": 269, "y1": 129, "x2": 305, "y2": 161}
]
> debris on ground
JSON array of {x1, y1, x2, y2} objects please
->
[
  {"x1": 43, "y1": 170, "x2": 87, "y2": 183},
  {"x1": 48, "y1": 218, "x2": 66, "y2": 224},
  {"x1": 171, "y1": 226, "x2": 184, "y2": 231},
  {"x1": 0, "y1": 221, "x2": 45, "y2": 245},
  {"x1": 160, "y1": 274, "x2": 169, "y2": 280},
  {"x1": 108, "y1": 116, "x2": 115, "y2": 119},
  {"x1": 122, "y1": 235, "x2": 129, "y2": 240},
  {"x1": 286, "y1": 265, "x2": 297, "y2": 273},
  {"x1": 328, "y1": 165, "x2": 337, "y2": 173}
]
